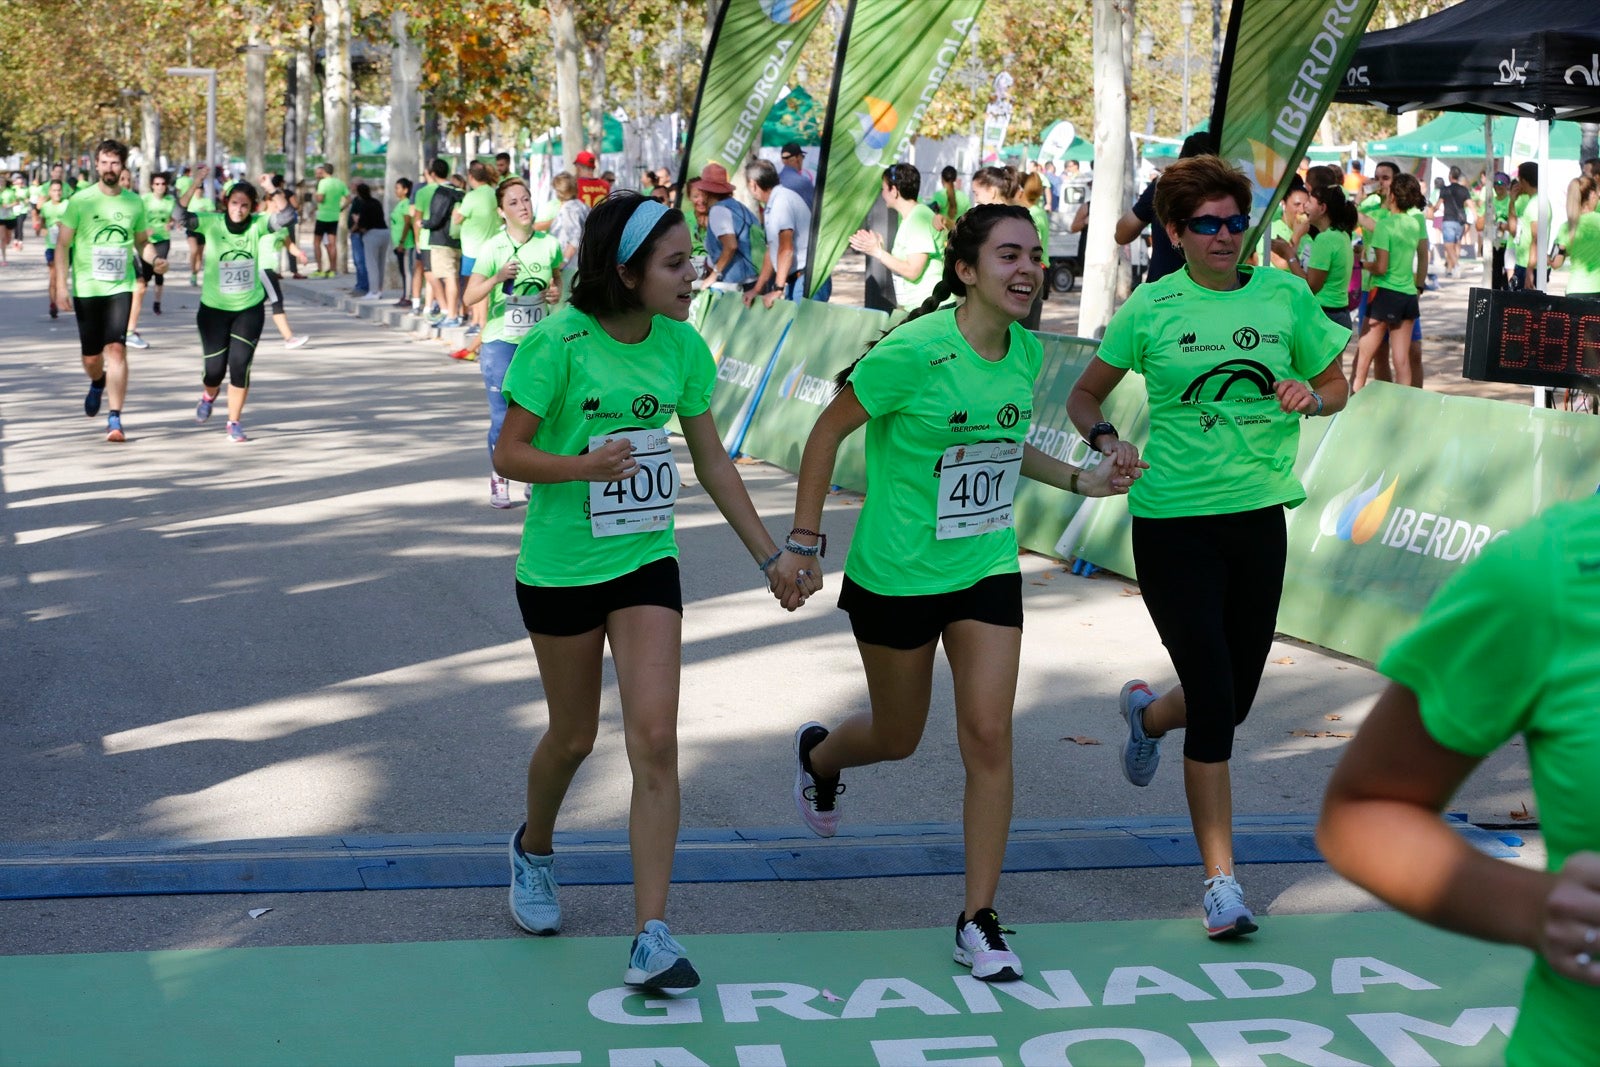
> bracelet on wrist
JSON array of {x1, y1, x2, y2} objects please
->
[
  {"x1": 784, "y1": 538, "x2": 821, "y2": 557},
  {"x1": 758, "y1": 549, "x2": 783, "y2": 573},
  {"x1": 787, "y1": 527, "x2": 826, "y2": 558}
]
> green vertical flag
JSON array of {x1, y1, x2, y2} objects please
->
[
  {"x1": 806, "y1": 0, "x2": 985, "y2": 297},
  {"x1": 678, "y1": 0, "x2": 830, "y2": 189},
  {"x1": 1210, "y1": 0, "x2": 1380, "y2": 252}
]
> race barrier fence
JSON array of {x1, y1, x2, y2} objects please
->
[{"x1": 692, "y1": 292, "x2": 1600, "y2": 664}]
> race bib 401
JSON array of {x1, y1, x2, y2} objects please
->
[{"x1": 936, "y1": 441, "x2": 1021, "y2": 540}]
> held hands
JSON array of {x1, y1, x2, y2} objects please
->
[
  {"x1": 583, "y1": 437, "x2": 638, "y2": 482},
  {"x1": 1275, "y1": 378, "x2": 1320, "y2": 415},
  {"x1": 1077, "y1": 454, "x2": 1148, "y2": 497},
  {"x1": 1098, "y1": 436, "x2": 1144, "y2": 477},
  {"x1": 767, "y1": 551, "x2": 821, "y2": 613},
  {"x1": 1540, "y1": 851, "x2": 1600, "y2": 987}
]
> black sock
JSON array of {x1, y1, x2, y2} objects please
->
[
  {"x1": 91, "y1": 374, "x2": 106, "y2": 389},
  {"x1": 109, "y1": 409, "x2": 121, "y2": 417}
]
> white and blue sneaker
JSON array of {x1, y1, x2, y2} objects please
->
[
  {"x1": 954, "y1": 908, "x2": 1023, "y2": 982},
  {"x1": 508, "y1": 823, "x2": 560, "y2": 935},
  {"x1": 793, "y1": 722, "x2": 844, "y2": 837},
  {"x1": 625, "y1": 919, "x2": 700, "y2": 990},
  {"x1": 1119, "y1": 679, "x2": 1162, "y2": 787},
  {"x1": 1203, "y1": 871, "x2": 1259, "y2": 940}
]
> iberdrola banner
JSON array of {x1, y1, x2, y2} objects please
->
[
  {"x1": 806, "y1": 0, "x2": 985, "y2": 297},
  {"x1": 1210, "y1": 0, "x2": 1380, "y2": 253},
  {"x1": 678, "y1": 0, "x2": 830, "y2": 192}
]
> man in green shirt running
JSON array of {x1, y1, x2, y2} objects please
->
[
  {"x1": 312, "y1": 163, "x2": 350, "y2": 278},
  {"x1": 54, "y1": 139, "x2": 163, "y2": 442}
]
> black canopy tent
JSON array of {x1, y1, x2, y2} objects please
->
[{"x1": 1334, "y1": 0, "x2": 1600, "y2": 290}]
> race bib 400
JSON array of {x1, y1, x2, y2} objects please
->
[
  {"x1": 936, "y1": 441, "x2": 1021, "y2": 540},
  {"x1": 588, "y1": 429, "x2": 679, "y2": 538}
]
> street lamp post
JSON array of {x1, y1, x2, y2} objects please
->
[
  {"x1": 166, "y1": 66, "x2": 217, "y2": 175},
  {"x1": 1179, "y1": 0, "x2": 1195, "y2": 132}
]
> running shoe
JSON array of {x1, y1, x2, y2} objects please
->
[
  {"x1": 793, "y1": 722, "x2": 844, "y2": 837},
  {"x1": 624, "y1": 920, "x2": 700, "y2": 990},
  {"x1": 489, "y1": 474, "x2": 512, "y2": 509},
  {"x1": 105, "y1": 413, "x2": 125, "y2": 442},
  {"x1": 152, "y1": 301, "x2": 162, "y2": 315},
  {"x1": 190, "y1": 272, "x2": 199, "y2": 286},
  {"x1": 1118, "y1": 679, "x2": 1162, "y2": 787},
  {"x1": 392, "y1": 297, "x2": 411, "y2": 308},
  {"x1": 507, "y1": 823, "x2": 560, "y2": 935},
  {"x1": 227, "y1": 420, "x2": 248, "y2": 443},
  {"x1": 85, "y1": 383, "x2": 104, "y2": 417},
  {"x1": 290, "y1": 273, "x2": 307, "y2": 280},
  {"x1": 362, "y1": 291, "x2": 383, "y2": 301},
  {"x1": 954, "y1": 908, "x2": 1023, "y2": 982},
  {"x1": 1202, "y1": 872, "x2": 1258, "y2": 940},
  {"x1": 284, "y1": 336, "x2": 309, "y2": 350},
  {"x1": 125, "y1": 331, "x2": 149, "y2": 350},
  {"x1": 438, "y1": 316, "x2": 465, "y2": 329},
  {"x1": 449, "y1": 348, "x2": 476, "y2": 362},
  {"x1": 195, "y1": 392, "x2": 215, "y2": 423},
  {"x1": 464, "y1": 324, "x2": 481, "y2": 337},
  {"x1": 49, "y1": 302, "x2": 57, "y2": 319}
]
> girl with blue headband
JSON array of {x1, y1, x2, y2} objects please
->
[{"x1": 493, "y1": 191, "x2": 800, "y2": 990}]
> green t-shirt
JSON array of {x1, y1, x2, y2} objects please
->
[
  {"x1": 1097, "y1": 265, "x2": 1347, "y2": 520},
  {"x1": 1359, "y1": 198, "x2": 1390, "y2": 287},
  {"x1": 175, "y1": 175, "x2": 193, "y2": 197},
  {"x1": 1562, "y1": 209, "x2": 1600, "y2": 296},
  {"x1": 1372, "y1": 210, "x2": 1426, "y2": 294},
  {"x1": 686, "y1": 210, "x2": 706, "y2": 259},
  {"x1": 500, "y1": 306, "x2": 716, "y2": 587},
  {"x1": 389, "y1": 197, "x2": 414, "y2": 249},
  {"x1": 1028, "y1": 204, "x2": 1051, "y2": 259},
  {"x1": 0, "y1": 187, "x2": 20, "y2": 218},
  {"x1": 536, "y1": 198, "x2": 560, "y2": 225},
  {"x1": 457, "y1": 183, "x2": 501, "y2": 259},
  {"x1": 188, "y1": 211, "x2": 271, "y2": 311},
  {"x1": 844, "y1": 308, "x2": 1042, "y2": 596},
  {"x1": 28, "y1": 182, "x2": 46, "y2": 206},
  {"x1": 142, "y1": 193, "x2": 175, "y2": 242},
  {"x1": 411, "y1": 183, "x2": 437, "y2": 251},
  {"x1": 315, "y1": 176, "x2": 349, "y2": 223},
  {"x1": 1270, "y1": 217, "x2": 1311, "y2": 269},
  {"x1": 61, "y1": 185, "x2": 147, "y2": 297},
  {"x1": 1511, "y1": 192, "x2": 1538, "y2": 267},
  {"x1": 257, "y1": 224, "x2": 287, "y2": 268},
  {"x1": 892, "y1": 203, "x2": 943, "y2": 311},
  {"x1": 189, "y1": 194, "x2": 216, "y2": 215},
  {"x1": 74, "y1": 175, "x2": 92, "y2": 191},
  {"x1": 1377, "y1": 494, "x2": 1600, "y2": 1067},
  {"x1": 40, "y1": 200, "x2": 68, "y2": 250},
  {"x1": 472, "y1": 229, "x2": 563, "y2": 345},
  {"x1": 1306, "y1": 227, "x2": 1354, "y2": 308},
  {"x1": 928, "y1": 187, "x2": 971, "y2": 219}
]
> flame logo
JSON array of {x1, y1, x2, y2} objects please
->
[
  {"x1": 780, "y1": 361, "x2": 806, "y2": 399},
  {"x1": 1327, "y1": 474, "x2": 1398, "y2": 544},
  {"x1": 853, "y1": 97, "x2": 900, "y2": 166},
  {"x1": 759, "y1": 0, "x2": 823, "y2": 22}
]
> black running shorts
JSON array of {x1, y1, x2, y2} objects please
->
[
  {"x1": 74, "y1": 291, "x2": 134, "y2": 355},
  {"x1": 838, "y1": 571, "x2": 1023, "y2": 650},
  {"x1": 516, "y1": 557, "x2": 683, "y2": 637}
]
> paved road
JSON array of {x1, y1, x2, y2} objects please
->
[{"x1": 0, "y1": 251, "x2": 1541, "y2": 959}]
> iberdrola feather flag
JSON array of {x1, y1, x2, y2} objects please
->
[
  {"x1": 1210, "y1": 0, "x2": 1380, "y2": 253},
  {"x1": 678, "y1": 0, "x2": 830, "y2": 190},
  {"x1": 806, "y1": 0, "x2": 986, "y2": 297}
]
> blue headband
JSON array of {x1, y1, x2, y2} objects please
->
[{"x1": 617, "y1": 199, "x2": 671, "y2": 264}]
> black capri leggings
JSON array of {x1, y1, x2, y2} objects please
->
[
  {"x1": 197, "y1": 301, "x2": 266, "y2": 389},
  {"x1": 1130, "y1": 505, "x2": 1286, "y2": 764}
]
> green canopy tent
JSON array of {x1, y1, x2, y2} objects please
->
[
  {"x1": 531, "y1": 113, "x2": 625, "y2": 156},
  {"x1": 1368, "y1": 112, "x2": 1583, "y2": 159},
  {"x1": 761, "y1": 85, "x2": 822, "y2": 147},
  {"x1": 1141, "y1": 120, "x2": 1207, "y2": 161}
]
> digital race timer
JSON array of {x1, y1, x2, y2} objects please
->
[{"x1": 1463, "y1": 287, "x2": 1600, "y2": 390}]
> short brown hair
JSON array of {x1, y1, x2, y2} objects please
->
[
  {"x1": 1020, "y1": 172, "x2": 1046, "y2": 207},
  {"x1": 1153, "y1": 155, "x2": 1252, "y2": 227},
  {"x1": 495, "y1": 176, "x2": 529, "y2": 209},
  {"x1": 551, "y1": 172, "x2": 576, "y2": 201},
  {"x1": 468, "y1": 160, "x2": 494, "y2": 184},
  {"x1": 1389, "y1": 172, "x2": 1426, "y2": 212}
]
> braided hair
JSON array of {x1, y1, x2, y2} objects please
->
[{"x1": 835, "y1": 203, "x2": 1036, "y2": 390}]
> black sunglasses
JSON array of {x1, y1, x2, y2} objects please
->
[{"x1": 1178, "y1": 213, "x2": 1250, "y2": 236}]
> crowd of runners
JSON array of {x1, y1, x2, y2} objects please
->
[{"x1": 15, "y1": 134, "x2": 1597, "y2": 1063}]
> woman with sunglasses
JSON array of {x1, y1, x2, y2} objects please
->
[
  {"x1": 1067, "y1": 155, "x2": 1350, "y2": 940},
  {"x1": 463, "y1": 177, "x2": 564, "y2": 509}
]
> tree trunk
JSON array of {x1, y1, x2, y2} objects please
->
[
  {"x1": 1081, "y1": 0, "x2": 1132, "y2": 338},
  {"x1": 139, "y1": 95, "x2": 161, "y2": 192},
  {"x1": 322, "y1": 0, "x2": 353, "y2": 274},
  {"x1": 386, "y1": 10, "x2": 423, "y2": 292},
  {"x1": 548, "y1": 0, "x2": 584, "y2": 169},
  {"x1": 1582, "y1": 123, "x2": 1599, "y2": 167},
  {"x1": 244, "y1": 36, "x2": 268, "y2": 183},
  {"x1": 584, "y1": 35, "x2": 610, "y2": 160},
  {"x1": 294, "y1": 21, "x2": 314, "y2": 184}
]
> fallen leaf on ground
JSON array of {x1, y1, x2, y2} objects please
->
[
  {"x1": 248, "y1": 908, "x2": 273, "y2": 919},
  {"x1": 1325, "y1": 714, "x2": 1342, "y2": 721},
  {"x1": 1061, "y1": 736, "x2": 1102, "y2": 746},
  {"x1": 1272, "y1": 657, "x2": 1295, "y2": 665},
  {"x1": 1029, "y1": 581, "x2": 1048, "y2": 586},
  {"x1": 1509, "y1": 802, "x2": 1533, "y2": 821},
  {"x1": 1291, "y1": 729, "x2": 1352, "y2": 739},
  {"x1": 1120, "y1": 586, "x2": 1141, "y2": 596}
]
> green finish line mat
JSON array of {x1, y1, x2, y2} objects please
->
[{"x1": 0, "y1": 912, "x2": 1526, "y2": 1066}]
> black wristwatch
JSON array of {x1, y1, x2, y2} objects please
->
[{"x1": 1087, "y1": 421, "x2": 1118, "y2": 451}]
